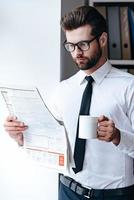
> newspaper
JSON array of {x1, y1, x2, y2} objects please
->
[{"x1": 0, "y1": 85, "x2": 68, "y2": 172}]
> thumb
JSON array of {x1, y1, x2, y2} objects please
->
[
  {"x1": 6, "y1": 115, "x2": 17, "y2": 122},
  {"x1": 98, "y1": 115, "x2": 109, "y2": 122}
]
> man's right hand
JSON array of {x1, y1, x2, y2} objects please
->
[{"x1": 4, "y1": 116, "x2": 28, "y2": 146}]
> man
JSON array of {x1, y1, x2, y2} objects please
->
[{"x1": 4, "y1": 5, "x2": 134, "y2": 200}]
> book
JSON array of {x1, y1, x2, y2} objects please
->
[
  {"x1": 95, "y1": 6, "x2": 108, "y2": 57},
  {"x1": 128, "y1": 7, "x2": 134, "y2": 59},
  {"x1": 107, "y1": 6, "x2": 121, "y2": 60},
  {"x1": 120, "y1": 7, "x2": 131, "y2": 60}
]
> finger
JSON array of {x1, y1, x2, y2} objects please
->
[
  {"x1": 97, "y1": 131, "x2": 106, "y2": 137},
  {"x1": 4, "y1": 121, "x2": 27, "y2": 128},
  {"x1": 7, "y1": 130, "x2": 24, "y2": 136},
  {"x1": 98, "y1": 126, "x2": 107, "y2": 132},
  {"x1": 99, "y1": 120, "x2": 114, "y2": 127},
  {"x1": 97, "y1": 131, "x2": 114, "y2": 142},
  {"x1": 98, "y1": 135, "x2": 113, "y2": 142},
  {"x1": 98, "y1": 126, "x2": 114, "y2": 133},
  {"x1": 5, "y1": 126, "x2": 28, "y2": 132}
]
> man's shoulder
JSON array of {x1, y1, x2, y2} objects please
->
[
  {"x1": 108, "y1": 66, "x2": 134, "y2": 90},
  {"x1": 110, "y1": 66, "x2": 134, "y2": 79},
  {"x1": 60, "y1": 71, "x2": 81, "y2": 86}
]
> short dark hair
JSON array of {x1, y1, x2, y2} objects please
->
[{"x1": 61, "y1": 5, "x2": 107, "y2": 36}]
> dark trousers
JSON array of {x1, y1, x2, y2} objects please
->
[{"x1": 59, "y1": 182, "x2": 134, "y2": 200}]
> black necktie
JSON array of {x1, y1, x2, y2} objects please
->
[{"x1": 73, "y1": 76, "x2": 94, "y2": 173}]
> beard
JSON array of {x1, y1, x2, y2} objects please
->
[{"x1": 74, "y1": 46, "x2": 102, "y2": 71}]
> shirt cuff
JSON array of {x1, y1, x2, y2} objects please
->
[{"x1": 117, "y1": 130, "x2": 134, "y2": 157}]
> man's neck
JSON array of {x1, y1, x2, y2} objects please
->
[{"x1": 84, "y1": 57, "x2": 107, "y2": 75}]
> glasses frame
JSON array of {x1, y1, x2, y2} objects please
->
[{"x1": 63, "y1": 33, "x2": 102, "y2": 52}]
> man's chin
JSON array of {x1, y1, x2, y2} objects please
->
[
  {"x1": 77, "y1": 64, "x2": 94, "y2": 70},
  {"x1": 75, "y1": 62, "x2": 89, "y2": 70},
  {"x1": 75, "y1": 60, "x2": 94, "y2": 70}
]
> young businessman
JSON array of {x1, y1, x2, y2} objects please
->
[{"x1": 4, "y1": 6, "x2": 134, "y2": 200}]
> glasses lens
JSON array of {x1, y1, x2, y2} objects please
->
[
  {"x1": 78, "y1": 41, "x2": 90, "y2": 51},
  {"x1": 64, "y1": 43, "x2": 74, "y2": 52}
]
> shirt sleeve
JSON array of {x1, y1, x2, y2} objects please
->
[{"x1": 117, "y1": 79, "x2": 134, "y2": 157}]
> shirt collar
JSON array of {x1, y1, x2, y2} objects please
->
[{"x1": 77, "y1": 60, "x2": 112, "y2": 85}]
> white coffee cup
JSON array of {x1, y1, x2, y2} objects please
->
[{"x1": 79, "y1": 115, "x2": 98, "y2": 139}]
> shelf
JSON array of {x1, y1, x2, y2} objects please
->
[
  {"x1": 89, "y1": 0, "x2": 134, "y2": 68},
  {"x1": 90, "y1": 0, "x2": 134, "y2": 6},
  {"x1": 109, "y1": 60, "x2": 134, "y2": 65}
]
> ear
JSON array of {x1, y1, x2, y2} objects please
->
[{"x1": 99, "y1": 32, "x2": 107, "y2": 48}]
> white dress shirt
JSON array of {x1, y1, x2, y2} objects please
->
[{"x1": 48, "y1": 61, "x2": 134, "y2": 189}]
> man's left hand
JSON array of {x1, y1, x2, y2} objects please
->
[{"x1": 97, "y1": 115, "x2": 120, "y2": 145}]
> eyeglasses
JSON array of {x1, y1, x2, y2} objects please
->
[{"x1": 63, "y1": 34, "x2": 101, "y2": 52}]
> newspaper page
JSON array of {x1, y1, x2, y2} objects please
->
[{"x1": 0, "y1": 85, "x2": 68, "y2": 172}]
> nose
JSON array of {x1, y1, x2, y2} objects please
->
[{"x1": 73, "y1": 45, "x2": 83, "y2": 57}]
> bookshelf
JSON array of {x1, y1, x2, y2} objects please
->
[{"x1": 89, "y1": 0, "x2": 134, "y2": 72}]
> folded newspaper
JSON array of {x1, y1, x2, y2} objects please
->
[{"x1": 0, "y1": 85, "x2": 68, "y2": 172}]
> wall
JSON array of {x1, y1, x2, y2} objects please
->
[
  {"x1": 60, "y1": 0, "x2": 87, "y2": 80},
  {"x1": 0, "y1": 0, "x2": 60, "y2": 200}
]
